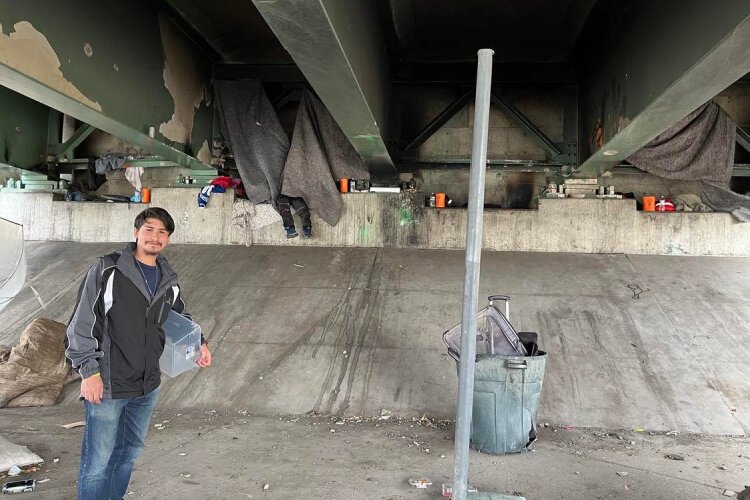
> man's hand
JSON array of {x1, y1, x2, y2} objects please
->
[
  {"x1": 197, "y1": 344, "x2": 212, "y2": 368},
  {"x1": 81, "y1": 374, "x2": 104, "y2": 404}
]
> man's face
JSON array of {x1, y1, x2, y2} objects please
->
[{"x1": 133, "y1": 218, "x2": 170, "y2": 256}]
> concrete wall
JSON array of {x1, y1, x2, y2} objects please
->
[
  {"x1": 398, "y1": 85, "x2": 565, "y2": 161},
  {"x1": 2, "y1": 188, "x2": 748, "y2": 256}
]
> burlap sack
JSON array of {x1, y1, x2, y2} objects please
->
[{"x1": 0, "y1": 318, "x2": 76, "y2": 407}]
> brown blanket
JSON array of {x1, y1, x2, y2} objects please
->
[{"x1": 0, "y1": 318, "x2": 76, "y2": 407}]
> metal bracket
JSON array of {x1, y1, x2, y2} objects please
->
[
  {"x1": 489, "y1": 91, "x2": 562, "y2": 159},
  {"x1": 53, "y1": 123, "x2": 96, "y2": 161},
  {"x1": 403, "y1": 88, "x2": 474, "y2": 154}
]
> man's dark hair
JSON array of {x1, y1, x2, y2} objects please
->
[{"x1": 134, "y1": 207, "x2": 175, "y2": 235}]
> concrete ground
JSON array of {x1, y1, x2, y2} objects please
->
[
  {"x1": 2, "y1": 243, "x2": 750, "y2": 498},
  {"x1": 0, "y1": 406, "x2": 748, "y2": 499}
]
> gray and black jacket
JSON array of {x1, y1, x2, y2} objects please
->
[{"x1": 65, "y1": 243, "x2": 199, "y2": 399}]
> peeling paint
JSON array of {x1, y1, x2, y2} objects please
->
[
  {"x1": 0, "y1": 21, "x2": 101, "y2": 111},
  {"x1": 196, "y1": 140, "x2": 211, "y2": 165},
  {"x1": 157, "y1": 15, "x2": 205, "y2": 145}
]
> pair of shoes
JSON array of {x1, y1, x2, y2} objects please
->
[
  {"x1": 303, "y1": 227, "x2": 313, "y2": 239},
  {"x1": 285, "y1": 226, "x2": 298, "y2": 239}
]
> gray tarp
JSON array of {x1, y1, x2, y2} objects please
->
[
  {"x1": 281, "y1": 90, "x2": 370, "y2": 226},
  {"x1": 626, "y1": 101, "x2": 750, "y2": 220},
  {"x1": 214, "y1": 80, "x2": 289, "y2": 208}
]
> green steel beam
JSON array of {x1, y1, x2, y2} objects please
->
[
  {"x1": 0, "y1": 62, "x2": 210, "y2": 170},
  {"x1": 252, "y1": 0, "x2": 396, "y2": 178},
  {"x1": 578, "y1": 4, "x2": 750, "y2": 177},
  {"x1": 391, "y1": 62, "x2": 578, "y2": 85},
  {"x1": 46, "y1": 108, "x2": 62, "y2": 161},
  {"x1": 214, "y1": 63, "x2": 307, "y2": 83},
  {"x1": 54, "y1": 123, "x2": 95, "y2": 159},
  {"x1": 737, "y1": 127, "x2": 750, "y2": 154}
]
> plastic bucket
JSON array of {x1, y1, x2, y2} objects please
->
[
  {"x1": 435, "y1": 192, "x2": 446, "y2": 208},
  {"x1": 643, "y1": 196, "x2": 656, "y2": 211}
]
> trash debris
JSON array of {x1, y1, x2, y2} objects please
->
[
  {"x1": 408, "y1": 478, "x2": 432, "y2": 489},
  {"x1": 562, "y1": 425, "x2": 574, "y2": 431},
  {"x1": 378, "y1": 409, "x2": 392, "y2": 420},
  {"x1": 293, "y1": 264, "x2": 304, "y2": 268},
  {"x1": 1, "y1": 479, "x2": 35, "y2": 494},
  {"x1": 178, "y1": 453, "x2": 186, "y2": 457},
  {"x1": 37, "y1": 478, "x2": 49, "y2": 484},
  {"x1": 632, "y1": 427, "x2": 645, "y2": 433},
  {"x1": 442, "y1": 483, "x2": 478, "y2": 496},
  {"x1": 52, "y1": 458, "x2": 59, "y2": 463},
  {"x1": 719, "y1": 465, "x2": 728, "y2": 471},
  {"x1": 665, "y1": 454, "x2": 685, "y2": 461},
  {"x1": 179, "y1": 473, "x2": 191, "y2": 478},
  {"x1": 153, "y1": 423, "x2": 165, "y2": 430},
  {"x1": 263, "y1": 484, "x2": 270, "y2": 490},
  {"x1": 616, "y1": 471, "x2": 629, "y2": 477},
  {"x1": 24, "y1": 466, "x2": 39, "y2": 473},
  {"x1": 7, "y1": 466, "x2": 21, "y2": 476},
  {"x1": 62, "y1": 421, "x2": 85, "y2": 429},
  {"x1": 665, "y1": 431, "x2": 678, "y2": 436}
]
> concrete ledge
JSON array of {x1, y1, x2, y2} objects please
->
[{"x1": 1, "y1": 188, "x2": 747, "y2": 255}]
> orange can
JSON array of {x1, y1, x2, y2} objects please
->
[
  {"x1": 339, "y1": 178, "x2": 349, "y2": 193},
  {"x1": 435, "y1": 192, "x2": 446, "y2": 208},
  {"x1": 141, "y1": 187, "x2": 151, "y2": 203},
  {"x1": 642, "y1": 195, "x2": 655, "y2": 212}
]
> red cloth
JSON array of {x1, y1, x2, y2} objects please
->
[
  {"x1": 210, "y1": 176, "x2": 233, "y2": 189},
  {"x1": 655, "y1": 198, "x2": 675, "y2": 212}
]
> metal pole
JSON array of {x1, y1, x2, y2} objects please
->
[{"x1": 452, "y1": 48, "x2": 494, "y2": 500}]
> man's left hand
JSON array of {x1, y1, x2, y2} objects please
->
[{"x1": 197, "y1": 344, "x2": 212, "y2": 367}]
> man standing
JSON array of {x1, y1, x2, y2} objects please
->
[{"x1": 65, "y1": 207, "x2": 211, "y2": 500}]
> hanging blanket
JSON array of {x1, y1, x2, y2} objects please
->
[
  {"x1": 281, "y1": 90, "x2": 370, "y2": 226},
  {"x1": 214, "y1": 80, "x2": 289, "y2": 208}
]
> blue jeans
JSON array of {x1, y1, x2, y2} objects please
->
[{"x1": 78, "y1": 388, "x2": 159, "y2": 500}]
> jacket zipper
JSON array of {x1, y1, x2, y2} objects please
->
[{"x1": 143, "y1": 303, "x2": 150, "y2": 394}]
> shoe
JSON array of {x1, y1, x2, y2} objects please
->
[
  {"x1": 285, "y1": 226, "x2": 298, "y2": 238},
  {"x1": 303, "y1": 227, "x2": 313, "y2": 239}
]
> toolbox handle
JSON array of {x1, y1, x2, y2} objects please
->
[
  {"x1": 488, "y1": 295, "x2": 510, "y2": 321},
  {"x1": 506, "y1": 359, "x2": 527, "y2": 370},
  {"x1": 488, "y1": 295, "x2": 510, "y2": 303}
]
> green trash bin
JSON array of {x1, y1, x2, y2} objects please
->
[{"x1": 470, "y1": 353, "x2": 547, "y2": 455}]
